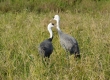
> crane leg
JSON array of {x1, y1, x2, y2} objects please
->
[
  {"x1": 42, "y1": 57, "x2": 46, "y2": 67},
  {"x1": 66, "y1": 50, "x2": 70, "y2": 67},
  {"x1": 66, "y1": 50, "x2": 69, "y2": 60},
  {"x1": 62, "y1": 44, "x2": 70, "y2": 67}
]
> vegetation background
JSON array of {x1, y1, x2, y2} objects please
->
[{"x1": 0, "y1": 0, "x2": 110, "y2": 80}]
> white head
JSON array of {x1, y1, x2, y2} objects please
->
[
  {"x1": 47, "y1": 23, "x2": 54, "y2": 38},
  {"x1": 53, "y1": 15, "x2": 60, "y2": 31},
  {"x1": 53, "y1": 15, "x2": 60, "y2": 22},
  {"x1": 48, "y1": 23, "x2": 54, "y2": 28}
]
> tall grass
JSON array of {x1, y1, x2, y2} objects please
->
[
  {"x1": 0, "y1": 0, "x2": 110, "y2": 13},
  {"x1": 0, "y1": 10, "x2": 110, "y2": 80},
  {"x1": 0, "y1": 0, "x2": 110, "y2": 80}
]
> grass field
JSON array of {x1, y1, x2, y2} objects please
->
[
  {"x1": 0, "y1": 0, "x2": 110, "y2": 80},
  {"x1": 0, "y1": 11, "x2": 110, "y2": 80}
]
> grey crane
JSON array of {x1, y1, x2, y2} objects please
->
[
  {"x1": 38, "y1": 23, "x2": 54, "y2": 62},
  {"x1": 53, "y1": 15, "x2": 80, "y2": 58}
]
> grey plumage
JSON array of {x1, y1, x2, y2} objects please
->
[
  {"x1": 58, "y1": 30, "x2": 80, "y2": 58},
  {"x1": 53, "y1": 15, "x2": 80, "y2": 58},
  {"x1": 38, "y1": 37, "x2": 53, "y2": 58}
]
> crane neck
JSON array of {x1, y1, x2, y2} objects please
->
[
  {"x1": 48, "y1": 36, "x2": 53, "y2": 41},
  {"x1": 47, "y1": 26, "x2": 53, "y2": 40},
  {"x1": 56, "y1": 20, "x2": 61, "y2": 31}
]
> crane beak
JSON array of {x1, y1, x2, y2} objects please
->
[
  {"x1": 54, "y1": 24, "x2": 57, "y2": 27},
  {"x1": 50, "y1": 16, "x2": 54, "y2": 21},
  {"x1": 50, "y1": 19, "x2": 53, "y2": 22},
  {"x1": 50, "y1": 19, "x2": 57, "y2": 26}
]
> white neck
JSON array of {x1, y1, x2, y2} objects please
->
[
  {"x1": 48, "y1": 26, "x2": 53, "y2": 38},
  {"x1": 56, "y1": 20, "x2": 61, "y2": 31}
]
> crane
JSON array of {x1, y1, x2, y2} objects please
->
[{"x1": 53, "y1": 15, "x2": 80, "y2": 58}]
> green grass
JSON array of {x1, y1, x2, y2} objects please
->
[
  {"x1": 0, "y1": 0, "x2": 110, "y2": 80},
  {"x1": 0, "y1": 11, "x2": 110, "y2": 80},
  {"x1": 0, "y1": 0, "x2": 110, "y2": 13}
]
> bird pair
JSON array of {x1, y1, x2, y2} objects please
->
[{"x1": 38, "y1": 15, "x2": 80, "y2": 62}]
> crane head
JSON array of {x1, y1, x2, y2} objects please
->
[
  {"x1": 53, "y1": 15, "x2": 60, "y2": 21},
  {"x1": 48, "y1": 23, "x2": 54, "y2": 28}
]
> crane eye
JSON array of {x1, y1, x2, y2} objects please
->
[{"x1": 52, "y1": 23, "x2": 54, "y2": 25}]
